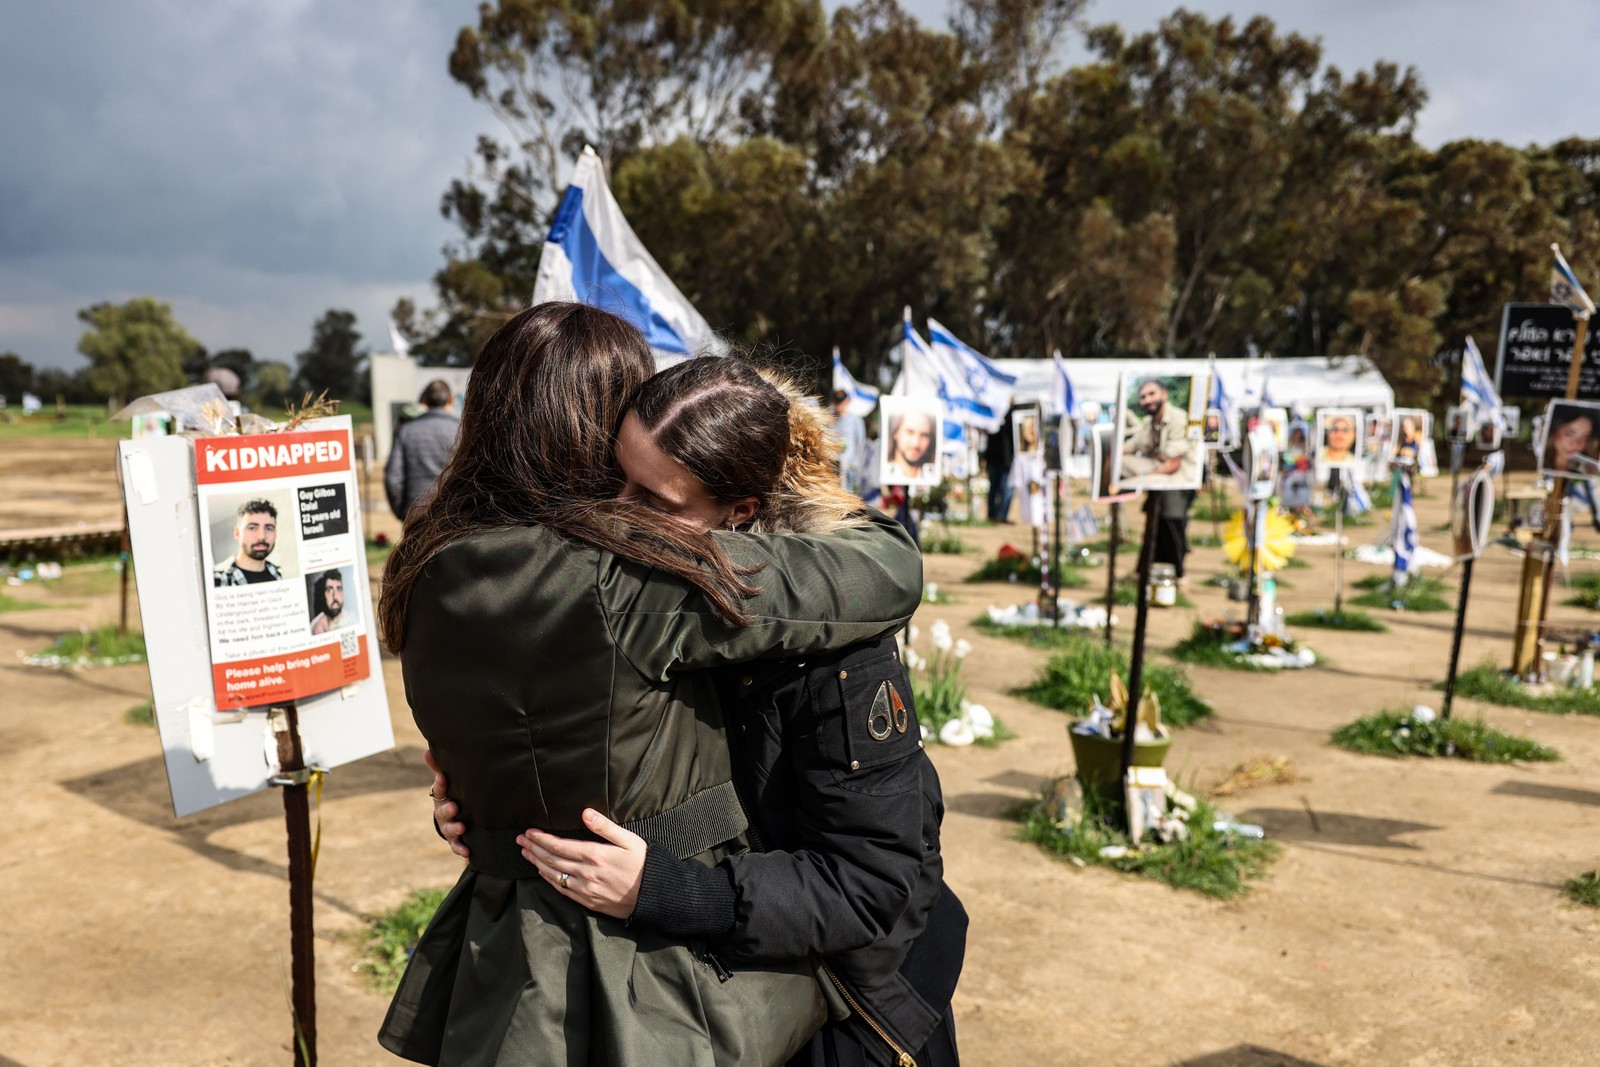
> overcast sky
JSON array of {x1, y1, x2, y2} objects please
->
[{"x1": 3, "y1": 0, "x2": 1596, "y2": 372}]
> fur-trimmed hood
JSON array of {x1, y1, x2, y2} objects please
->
[{"x1": 752, "y1": 370, "x2": 867, "y2": 536}]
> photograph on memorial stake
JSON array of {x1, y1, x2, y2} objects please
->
[
  {"x1": 1313, "y1": 409, "x2": 1364, "y2": 484},
  {"x1": 877, "y1": 395, "x2": 942, "y2": 488},
  {"x1": 1109, "y1": 372, "x2": 1205, "y2": 492},
  {"x1": 1536, "y1": 399, "x2": 1600, "y2": 482},
  {"x1": 194, "y1": 428, "x2": 371, "y2": 709}
]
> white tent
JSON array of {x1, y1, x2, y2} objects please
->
[{"x1": 992, "y1": 355, "x2": 1395, "y2": 415}]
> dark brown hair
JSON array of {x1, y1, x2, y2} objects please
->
[
  {"x1": 630, "y1": 358, "x2": 790, "y2": 514},
  {"x1": 377, "y1": 302, "x2": 757, "y2": 653}
]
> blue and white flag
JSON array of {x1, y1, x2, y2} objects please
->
[
  {"x1": 1551, "y1": 243, "x2": 1596, "y2": 320},
  {"x1": 1458, "y1": 335, "x2": 1504, "y2": 435},
  {"x1": 832, "y1": 347, "x2": 879, "y2": 417},
  {"x1": 926, "y1": 318, "x2": 1016, "y2": 433},
  {"x1": 1258, "y1": 371, "x2": 1275, "y2": 409},
  {"x1": 1051, "y1": 349, "x2": 1080, "y2": 421},
  {"x1": 533, "y1": 147, "x2": 718, "y2": 363},
  {"x1": 1345, "y1": 477, "x2": 1373, "y2": 516},
  {"x1": 1208, "y1": 355, "x2": 1239, "y2": 443},
  {"x1": 1391, "y1": 470, "x2": 1418, "y2": 585}
]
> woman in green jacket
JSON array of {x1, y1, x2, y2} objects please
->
[{"x1": 377, "y1": 303, "x2": 922, "y2": 1067}]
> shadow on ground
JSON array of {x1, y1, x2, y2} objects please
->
[
  {"x1": 1237, "y1": 805, "x2": 1439, "y2": 850},
  {"x1": 1173, "y1": 1045, "x2": 1327, "y2": 1066}
]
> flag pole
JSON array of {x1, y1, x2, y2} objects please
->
[{"x1": 1104, "y1": 502, "x2": 1121, "y2": 648}]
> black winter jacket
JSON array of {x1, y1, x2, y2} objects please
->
[{"x1": 632, "y1": 636, "x2": 967, "y2": 1064}]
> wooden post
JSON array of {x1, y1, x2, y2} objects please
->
[
  {"x1": 1051, "y1": 470, "x2": 1064, "y2": 622},
  {"x1": 1246, "y1": 500, "x2": 1262, "y2": 627},
  {"x1": 272, "y1": 703, "x2": 318, "y2": 1067},
  {"x1": 1512, "y1": 314, "x2": 1589, "y2": 676},
  {"x1": 1104, "y1": 501, "x2": 1121, "y2": 648},
  {"x1": 1118, "y1": 493, "x2": 1160, "y2": 831}
]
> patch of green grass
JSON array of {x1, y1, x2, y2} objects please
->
[
  {"x1": 33, "y1": 625, "x2": 146, "y2": 667},
  {"x1": 42, "y1": 561, "x2": 128, "y2": 598},
  {"x1": 1565, "y1": 871, "x2": 1600, "y2": 908},
  {"x1": 1016, "y1": 795, "x2": 1278, "y2": 899},
  {"x1": 124, "y1": 701, "x2": 154, "y2": 726},
  {"x1": 1331, "y1": 710, "x2": 1558, "y2": 762},
  {"x1": 922, "y1": 586, "x2": 957, "y2": 605},
  {"x1": 1285, "y1": 608, "x2": 1388, "y2": 633},
  {"x1": 1169, "y1": 621, "x2": 1282, "y2": 672},
  {"x1": 366, "y1": 540, "x2": 393, "y2": 571},
  {"x1": 1447, "y1": 662, "x2": 1600, "y2": 717},
  {"x1": 1191, "y1": 500, "x2": 1238, "y2": 523},
  {"x1": 1562, "y1": 573, "x2": 1600, "y2": 610},
  {"x1": 0, "y1": 405, "x2": 117, "y2": 440},
  {"x1": 1350, "y1": 574, "x2": 1453, "y2": 612},
  {"x1": 939, "y1": 516, "x2": 993, "y2": 528},
  {"x1": 1190, "y1": 534, "x2": 1223, "y2": 548},
  {"x1": 965, "y1": 555, "x2": 1089, "y2": 588},
  {"x1": 1283, "y1": 555, "x2": 1310, "y2": 570},
  {"x1": 361, "y1": 887, "x2": 450, "y2": 993},
  {"x1": 0, "y1": 590, "x2": 43, "y2": 613},
  {"x1": 920, "y1": 529, "x2": 971, "y2": 554},
  {"x1": 1013, "y1": 636, "x2": 1213, "y2": 727},
  {"x1": 974, "y1": 618, "x2": 1100, "y2": 650}
]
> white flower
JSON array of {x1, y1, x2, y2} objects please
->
[
  {"x1": 953, "y1": 639, "x2": 973, "y2": 660},
  {"x1": 962, "y1": 703, "x2": 994, "y2": 739},
  {"x1": 903, "y1": 648, "x2": 924, "y2": 671},
  {"x1": 907, "y1": 624, "x2": 920, "y2": 646},
  {"x1": 930, "y1": 620, "x2": 953, "y2": 652},
  {"x1": 924, "y1": 582, "x2": 940, "y2": 600},
  {"x1": 920, "y1": 723, "x2": 932, "y2": 742},
  {"x1": 939, "y1": 718, "x2": 976, "y2": 746}
]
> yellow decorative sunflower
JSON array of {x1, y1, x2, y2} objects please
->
[{"x1": 1222, "y1": 508, "x2": 1298, "y2": 573}]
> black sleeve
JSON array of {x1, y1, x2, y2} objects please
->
[
  {"x1": 716, "y1": 651, "x2": 926, "y2": 962},
  {"x1": 629, "y1": 844, "x2": 738, "y2": 941}
]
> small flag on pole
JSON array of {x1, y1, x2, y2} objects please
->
[
  {"x1": 1551, "y1": 243, "x2": 1595, "y2": 320},
  {"x1": 1346, "y1": 478, "x2": 1373, "y2": 516},
  {"x1": 388, "y1": 322, "x2": 411, "y2": 359},
  {"x1": 1458, "y1": 335, "x2": 1503, "y2": 435},
  {"x1": 832, "y1": 348, "x2": 879, "y2": 417},
  {"x1": 533, "y1": 146, "x2": 718, "y2": 364},
  {"x1": 1051, "y1": 349, "x2": 1080, "y2": 421},
  {"x1": 926, "y1": 318, "x2": 1016, "y2": 433},
  {"x1": 1391, "y1": 470, "x2": 1418, "y2": 585}
]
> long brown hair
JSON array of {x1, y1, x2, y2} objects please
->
[
  {"x1": 631, "y1": 358, "x2": 868, "y2": 537},
  {"x1": 377, "y1": 302, "x2": 757, "y2": 653}
]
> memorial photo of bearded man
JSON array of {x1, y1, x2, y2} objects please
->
[
  {"x1": 1114, "y1": 376, "x2": 1201, "y2": 489},
  {"x1": 213, "y1": 499, "x2": 284, "y2": 586},
  {"x1": 309, "y1": 569, "x2": 349, "y2": 633}
]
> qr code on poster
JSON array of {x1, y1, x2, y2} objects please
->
[{"x1": 340, "y1": 630, "x2": 359, "y2": 659}]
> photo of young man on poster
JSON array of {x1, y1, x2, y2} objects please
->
[
  {"x1": 212, "y1": 497, "x2": 293, "y2": 586},
  {"x1": 1111, "y1": 373, "x2": 1204, "y2": 491}
]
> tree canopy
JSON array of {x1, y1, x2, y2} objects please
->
[
  {"x1": 76, "y1": 297, "x2": 199, "y2": 408},
  {"x1": 402, "y1": 1, "x2": 1600, "y2": 404}
]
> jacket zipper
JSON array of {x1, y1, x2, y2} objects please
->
[{"x1": 819, "y1": 961, "x2": 916, "y2": 1067}]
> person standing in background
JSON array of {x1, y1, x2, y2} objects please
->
[
  {"x1": 832, "y1": 389, "x2": 868, "y2": 495},
  {"x1": 385, "y1": 379, "x2": 459, "y2": 520},
  {"x1": 1149, "y1": 488, "x2": 1196, "y2": 588},
  {"x1": 985, "y1": 407, "x2": 1015, "y2": 522}
]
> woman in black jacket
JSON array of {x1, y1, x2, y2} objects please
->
[{"x1": 433, "y1": 358, "x2": 964, "y2": 1067}]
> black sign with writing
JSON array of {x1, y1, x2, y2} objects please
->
[
  {"x1": 297, "y1": 482, "x2": 349, "y2": 539},
  {"x1": 1495, "y1": 303, "x2": 1600, "y2": 399}
]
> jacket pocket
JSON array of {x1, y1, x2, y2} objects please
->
[{"x1": 814, "y1": 653, "x2": 923, "y2": 796}]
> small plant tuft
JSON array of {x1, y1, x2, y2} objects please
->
[
  {"x1": 1565, "y1": 871, "x2": 1600, "y2": 908},
  {"x1": 124, "y1": 701, "x2": 155, "y2": 726},
  {"x1": 1013, "y1": 636, "x2": 1213, "y2": 727},
  {"x1": 1169, "y1": 621, "x2": 1285, "y2": 672},
  {"x1": 1016, "y1": 791, "x2": 1278, "y2": 899},
  {"x1": 1562, "y1": 573, "x2": 1600, "y2": 610},
  {"x1": 361, "y1": 887, "x2": 450, "y2": 993},
  {"x1": 1331, "y1": 710, "x2": 1558, "y2": 762},
  {"x1": 1447, "y1": 662, "x2": 1600, "y2": 717},
  {"x1": 29, "y1": 625, "x2": 147, "y2": 668},
  {"x1": 1285, "y1": 608, "x2": 1388, "y2": 633},
  {"x1": 1350, "y1": 574, "x2": 1452, "y2": 612}
]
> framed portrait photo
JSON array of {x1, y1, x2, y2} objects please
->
[
  {"x1": 878, "y1": 396, "x2": 943, "y2": 488},
  {"x1": 1537, "y1": 399, "x2": 1600, "y2": 482},
  {"x1": 1012, "y1": 403, "x2": 1043, "y2": 458},
  {"x1": 1313, "y1": 409, "x2": 1363, "y2": 484},
  {"x1": 1090, "y1": 424, "x2": 1139, "y2": 504},
  {"x1": 1444, "y1": 405, "x2": 1471, "y2": 445},
  {"x1": 1386, "y1": 409, "x2": 1432, "y2": 470},
  {"x1": 1244, "y1": 426, "x2": 1279, "y2": 502},
  {"x1": 1109, "y1": 372, "x2": 1205, "y2": 492}
]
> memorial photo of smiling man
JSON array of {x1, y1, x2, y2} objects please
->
[{"x1": 213, "y1": 499, "x2": 283, "y2": 586}]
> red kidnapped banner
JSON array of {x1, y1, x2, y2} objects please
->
[
  {"x1": 211, "y1": 635, "x2": 370, "y2": 710},
  {"x1": 196, "y1": 430, "x2": 350, "y2": 486}
]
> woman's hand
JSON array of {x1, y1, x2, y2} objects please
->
[
  {"x1": 516, "y1": 809, "x2": 646, "y2": 920},
  {"x1": 423, "y1": 748, "x2": 469, "y2": 859}
]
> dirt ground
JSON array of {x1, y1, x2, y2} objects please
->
[{"x1": 3, "y1": 437, "x2": 1599, "y2": 1067}]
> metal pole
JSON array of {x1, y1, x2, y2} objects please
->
[
  {"x1": 273, "y1": 703, "x2": 318, "y2": 1067},
  {"x1": 1119, "y1": 493, "x2": 1160, "y2": 832},
  {"x1": 1449, "y1": 440, "x2": 1464, "y2": 505},
  {"x1": 1104, "y1": 501, "x2": 1121, "y2": 648},
  {"x1": 1334, "y1": 475, "x2": 1346, "y2": 618},
  {"x1": 1246, "y1": 500, "x2": 1262, "y2": 627},
  {"x1": 1442, "y1": 558, "x2": 1476, "y2": 720}
]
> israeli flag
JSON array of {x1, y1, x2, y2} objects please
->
[
  {"x1": 832, "y1": 348, "x2": 879, "y2": 417},
  {"x1": 1208, "y1": 355, "x2": 1238, "y2": 442},
  {"x1": 1346, "y1": 477, "x2": 1373, "y2": 516},
  {"x1": 926, "y1": 318, "x2": 1015, "y2": 433},
  {"x1": 1051, "y1": 349, "x2": 1080, "y2": 420},
  {"x1": 388, "y1": 321, "x2": 411, "y2": 359},
  {"x1": 1458, "y1": 335, "x2": 1504, "y2": 434},
  {"x1": 532, "y1": 146, "x2": 718, "y2": 363},
  {"x1": 1391, "y1": 470, "x2": 1418, "y2": 585},
  {"x1": 1551, "y1": 243, "x2": 1596, "y2": 320}
]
